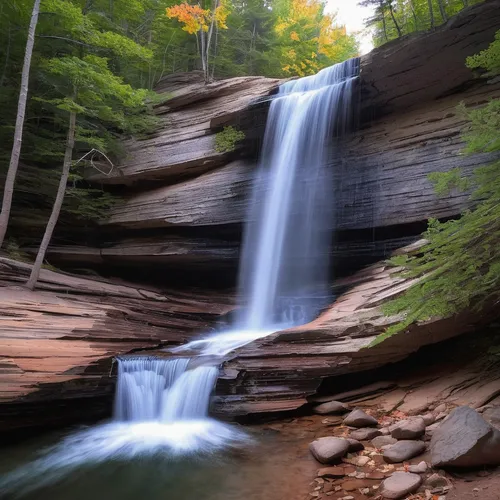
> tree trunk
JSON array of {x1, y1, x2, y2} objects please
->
[
  {"x1": 380, "y1": 3, "x2": 389, "y2": 42},
  {"x1": 199, "y1": 29, "x2": 208, "y2": 82},
  {"x1": 0, "y1": 0, "x2": 41, "y2": 248},
  {"x1": 26, "y1": 111, "x2": 76, "y2": 290},
  {"x1": 437, "y1": 0, "x2": 448, "y2": 22},
  {"x1": 410, "y1": 0, "x2": 419, "y2": 30},
  {"x1": 427, "y1": 0, "x2": 435, "y2": 27},
  {"x1": 387, "y1": 1, "x2": 402, "y2": 37}
]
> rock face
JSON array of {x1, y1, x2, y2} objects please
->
[
  {"x1": 0, "y1": 257, "x2": 232, "y2": 435},
  {"x1": 215, "y1": 241, "x2": 496, "y2": 416},
  {"x1": 309, "y1": 437, "x2": 350, "y2": 464},
  {"x1": 430, "y1": 406, "x2": 500, "y2": 467}
]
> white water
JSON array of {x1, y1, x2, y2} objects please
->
[
  {"x1": 181, "y1": 58, "x2": 360, "y2": 355},
  {"x1": 0, "y1": 60, "x2": 359, "y2": 494}
]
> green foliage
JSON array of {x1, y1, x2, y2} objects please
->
[
  {"x1": 373, "y1": 30, "x2": 500, "y2": 345},
  {"x1": 428, "y1": 168, "x2": 470, "y2": 196},
  {"x1": 361, "y1": 0, "x2": 484, "y2": 48},
  {"x1": 466, "y1": 30, "x2": 500, "y2": 77},
  {"x1": 215, "y1": 126, "x2": 245, "y2": 153}
]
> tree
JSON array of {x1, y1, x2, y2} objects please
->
[
  {"x1": 0, "y1": 0, "x2": 40, "y2": 248},
  {"x1": 166, "y1": 0, "x2": 229, "y2": 82},
  {"x1": 274, "y1": 0, "x2": 359, "y2": 77},
  {"x1": 373, "y1": 30, "x2": 500, "y2": 345}
]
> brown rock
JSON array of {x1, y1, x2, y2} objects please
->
[
  {"x1": 391, "y1": 418, "x2": 426, "y2": 440},
  {"x1": 317, "y1": 466, "x2": 346, "y2": 478}
]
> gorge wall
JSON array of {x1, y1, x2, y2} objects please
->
[{"x1": 1, "y1": 0, "x2": 500, "y2": 433}]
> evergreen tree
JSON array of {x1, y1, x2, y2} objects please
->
[{"x1": 373, "y1": 30, "x2": 500, "y2": 345}]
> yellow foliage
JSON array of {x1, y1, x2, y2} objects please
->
[
  {"x1": 166, "y1": 1, "x2": 229, "y2": 34},
  {"x1": 290, "y1": 31, "x2": 300, "y2": 41}
]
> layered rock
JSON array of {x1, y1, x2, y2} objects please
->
[
  {"x1": 54, "y1": 0, "x2": 500, "y2": 280},
  {"x1": 0, "y1": 257, "x2": 233, "y2": 434},
  {"x1": 213, "y1": 242, "x2": 497, "y2": 416}
]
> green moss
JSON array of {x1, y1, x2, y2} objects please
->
[{"x1": 215, "y1": 126, "x2": 245, "y2": 153}]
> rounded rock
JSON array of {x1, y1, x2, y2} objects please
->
[
  {"x1": 346, "y1": 438, "x2": 364, "y2": 452},
  {"x1": 383, "y1": 440, "x2": 426, "y2": 464},
  {"x1": 372, "y1": 435, "x2": 398, "y2": 449},
  {"x1": 313, "y1": 400, "x2": 349, "y2": 415},
  {"x1": 350, "y1": 428, "x2": 382, "y2": 441},
  {"x1": 391, "y1": 418, "x2": 426, "y2": 440},
  {"x1": 343, "y1": 409, "x2": 378, "y2": 428},
  {"x1": 309, "y1": 437, "x2": 350, "y2": 464},
  {"x1": 381, "y1": 472, "x2": 422, "y2": 499}
]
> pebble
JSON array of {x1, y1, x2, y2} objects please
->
[
  {"x1": 310, "y1": 437, "x2": 350, "y2": 464},
  {"x1": 372, "y1": 435, "x2": 398, "y2": 449},
  {"x1": 425, "y1": 473, "x2": 448, "y2": 489},
  {"x1": 383, "y1": 440, "x2": 426, "y2": 464},
  {"x1": 350, "y1": 428, "x2": 382, "y2": 441},
  {"x1": 421, "y1": 413, "x2": 436, "y2": 426},
  {"x1": 343, "y1": 409, "x2": 378, "y2": 428},
  {"x1": 391, "y1": 418, "x2": 426, "y2": 440},
  {"x1": 408, "y1": 461, "x2": 428, "y2": 473},
  {"x1": 381, "y1": 472, "x2": 422, "y2": 499}
]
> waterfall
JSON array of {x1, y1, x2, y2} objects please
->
[
  {"x1": 0, "y1": 61, "x2": 360, "y2": 493},
  {"x1": 240, "y1": 58, "x2": 360, "y2": 330},
  {"x1": 179, "y1": 58, "x2": 360, "y2": 355}
]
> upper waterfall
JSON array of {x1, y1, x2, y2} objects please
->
[{"x1": 239, "y1": 58, "x2": 360, "y2": 331}]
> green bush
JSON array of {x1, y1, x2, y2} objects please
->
[{"x1": 215, "y1": 126, "x2": 245, "y2": 153}]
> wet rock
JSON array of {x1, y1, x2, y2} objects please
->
[
  {"x1": 350, "y1": 428, "x2": 382, "y2": 441},
  {"x1": 430, "y1": 406, "x2": 500, "y2": 468},
  {"x1": 346, "y1": 438, "x2": 364, "y2": 452},
  {"x1": 317, "y1": 466, "x2": 346, "y2": 478},
  {"x1": 391, "y1": 418, "x2": 426, "y2": 440},
  {"x1": 309, "y1": 437, "x2": 350, "y2": 464},
  {"x1": 381, "y1": 472, "x2": 422, "y2": 499},
  {"x1": 344, "y1": 409, "x2": 378, "y2": 428},
  {"x1": 372, "y1": 436, "x2": 398, "y2": 449},
  {"x1": 313, "y1": 400, "x2": 349, "y2": 415},
  {"x1": 383, "y1": 440, "x2": 426, "y2": 464},
  {"x1": 408, "y1": 461, "x2": 428, "y2": 473}
]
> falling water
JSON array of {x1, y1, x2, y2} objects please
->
[{"x1": 0, "y1": 60, "x2": 359, "y2": 494}]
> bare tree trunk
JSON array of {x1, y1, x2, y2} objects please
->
[
  {"x1": 427, "y1": 0, "x2": 435, "y2": 27},
  {"x1": 199, "y1": 29, "x2": 208, "y2": 82},
  {"x1": 205, "y1": 0, "x2": 219, "y2": 83},
  {"x1": 436, "y1": 0, "x2": 448, "y2": 22},
  {"x1": 387, "y1": 0, "x2": 402, "y2": 37},
  {"x1": 0, "y1": 0, "x2": 41, "y2": 248},
  {"x1": 410, "y1": 0, "x2": 419, "y2": 30},
  {"x1": 26, "y1": 111, "x2": 76, "y2": 290}
]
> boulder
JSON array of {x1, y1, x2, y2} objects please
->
[
  {"x1": 313, "y1": 400, "x2": 349, "y2": 415},
  {"x1": 430, "y1": 406, "x2": 500, "y2": 468},
  {"x1": 381, "y1": 472, "x2": 422, "y2": 499},
  {"x1": 350, "y1": 428, "x2": 382, "y2": 441},
  {"x1": 344, "y1": 409, "x2": 378, "y2": 428},
  {"x1": 383, "y1": 441, "x2": 426, "y2": 464},
  {"x1": 309, "y1": 437, "x2": 350, "y2": 464},
  {"x1": 391, "y1": 418, "x2": 426, "y2": 440},
  {"x1": 372, "y1": 436, "x2": 398, "y2": 449}
]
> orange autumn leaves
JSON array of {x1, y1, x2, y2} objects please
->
[{"x1": 166, "y1": 1, "x2": 229, "y2": 34}]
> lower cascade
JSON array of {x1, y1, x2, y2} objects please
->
[{"x1": 0, "y1": 59, "x2": 359, "y2": 493}]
